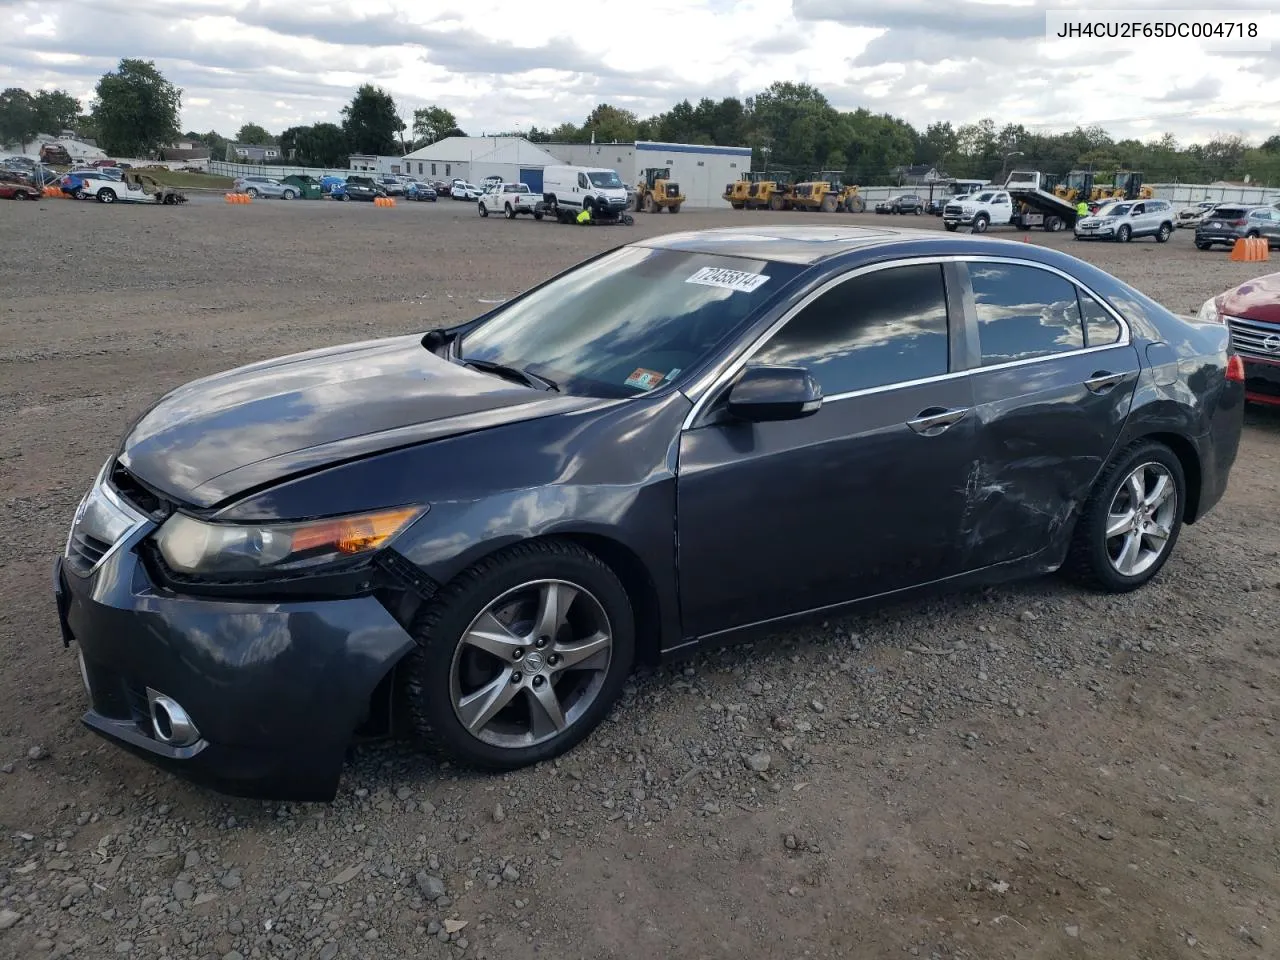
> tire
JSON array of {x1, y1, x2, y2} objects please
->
[
  {"x1": 479, "y1": 202, "x2": 488, "y2": 217},
  {"x1": 533, "y1": 211, "x2": 543, "y2": 221},
  {"x1": 1063, "y1": 439, "x2": 1185, "y2": 593},
  {"x1": 1246, "y1": 230, "x2": 1260, "y2": 239},
  {"x1": 669, "y1": 203, "x2": 680, "y2": 214},
  {"x1": 1117, "y1": 224, "x2": 1131, "y2": 242},
  {"x1": 972, "y1": 214, "x2": 989, "y2": 233},
  {"x1": 504, "y1": 203, "x2": 515, "y2": 219},
  {"x1": 769, "y1": 194, "x2": 784, "y2": 211},
  {"x1": 282, "y1": 189, "x2": 296, "y2": 200},
  {"x1": 245, "y1": 188, "x2": 259, "y2": 199},
  {"x1": 1194, "y1": 240, "x2": 1210, "y2": 250},
  {"x1": 1044, "y1": 216, "x2": 1063, "y2": 232},
  {"x1": 1156, "y1": 222, "x2": 1171, "y2": 243},
  {"x1": 340, "y1": 194, "x2": 349, "y2": 201},
  {"x1": 820, "y1": 195, "x2": 837, "y2": 213},
  {"x1": 98, "y1": 189, "x2": 116, "y2": 203},
  {"x1": 401, "y1": 539, "x2": 635, "y2": 770},
  {"x1": 731, "y1": 202, "x2": 744, "y2": 210},
  {"x1": 643, "y1": 194, "x2": 656, "y2": 213},
  {"x1": 914, "y1": 206, "x2": 922, "y2": 215},
  {"x1": 622, "y1": 213, "x2": 634, "y2": 225},
  {"x1": 944, "y1": 222, "x2": 958, "y2": 232}
]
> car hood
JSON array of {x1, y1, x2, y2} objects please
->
[
  {"x1": 117, "y1": 334, "x2": 607, "y2": 509},
  {"x1": 1219, "y1": 270, "x2": 1280, "y2": 325}
]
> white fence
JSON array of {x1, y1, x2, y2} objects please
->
[
  {"x1": 1146, "y1": 182, "x2": 1280, "y2": 204},
  {"x1": 209, "y1": 160, "x2": 353, "y2": 179}
]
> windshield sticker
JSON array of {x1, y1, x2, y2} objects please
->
[
  {"x1": 624, "y1": 368, "x2": 666, "y2": 390},
  {"x1": 685, "y1": 266, "x2": 770, "y2": 293}
]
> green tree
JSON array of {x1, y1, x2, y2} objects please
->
[
  {"x1": 342, "y1": 84, "x2": 404, "y2": 155},
  {"x1": 90, "y1": 59, "x2": 181, "y2": 157},
  {"x1": 411, "y1": 105, "x2": 460, "y2": 147},
  {"x1": 235, "y1": 122, "x2": 272, "y2": 144},
  {"x1": 297, "y1": 123, "x2": 350, "y2": 167},
  {"x1": 582, "y1": 103, "x2": 638, "y2": 143},
  {"x1": 32, "y1": 89, "x2": 83, "y2": 134},
  {"x1": 0, "y1": 87, "x2": 38, "y2": 150}
]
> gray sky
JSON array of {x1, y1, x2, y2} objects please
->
[{"x1": 3, "y1": 0, "x2": 1277, "y2": 144}]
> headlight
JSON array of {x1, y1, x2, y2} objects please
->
[
  {"x1": 154, "y1": 505, "x2": 424, "y2": 577},
  {"x1": 1196, "y1": 297, "x2": 1222, "y2": 324}
]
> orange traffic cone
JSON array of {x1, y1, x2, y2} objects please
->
[{"x1": 1230, "y1": 236, "x2": 1269, "y2": 262}]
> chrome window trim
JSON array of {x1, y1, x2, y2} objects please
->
[{"x1": 680, "y1": 254, "x2": 1133, "y2": 430}]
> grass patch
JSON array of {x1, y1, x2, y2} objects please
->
[{"x1": 132, "y1": 168, "x2": 235, "y2": 190}]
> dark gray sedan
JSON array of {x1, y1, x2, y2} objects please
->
[{"x1": 54, "y1": 225, "x2": 1244, "y2": 800}]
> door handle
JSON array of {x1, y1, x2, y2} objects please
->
[
  {"x1": 1084, "y1": 371, "x2": 1125, "y2": 394},
  {"x1": 907, "y1": 406, "x2": 969, "y2": 436}
]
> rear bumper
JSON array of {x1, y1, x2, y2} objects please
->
[{"x1": 53, "y1": 544, "x2": 415, "y2": 801}]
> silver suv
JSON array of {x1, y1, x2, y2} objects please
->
[
  {"x1": 1074, "y1": 198, "x2": 1175, "y2": 243},
  {"x1": 232, "y1": 176, "x2": 298, "y2": 200}
]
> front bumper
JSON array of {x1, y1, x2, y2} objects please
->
[
  {"x1": 1242, "y1": 355, "x2": 1280, "y2": 406},
  {"x1": 52, "y1": 535, "x2": 415, "y2": 800}
]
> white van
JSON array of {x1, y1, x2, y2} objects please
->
[{"x1": 541, "y1": 165, "x2": 629, "y2": 216}]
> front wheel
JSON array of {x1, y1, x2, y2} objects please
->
[
  {"x1": 972, "y1": 214, "x2": 989, "y2": 233},
  {"x1": 1156, "y1": 223, "x2": 1171, "y2": 242},
  {"x1": 1117, "y1": 224, "x2": 1131, "y2": 242},
  {"x1": 97, "y1": 189, "x2": 116, "y2": 203},
  {"x1": 1063, "y1": 440, "x2": 1185, "y2": 593},
  {"x1": 282, "y1": 189, "x2": 296, "y2": 200},
  {"x1": 913, "y1": 206, "x2": 922, "y2": 215},
  {"x1": 479, "y1": 202, "x2": 488, "y2": 217},
  {"x1": 621, "y1": 213, "x2": 635, "y2": 225},
  {"x1": 401, "y1": 540, "x2": 635, "y2": 769}
]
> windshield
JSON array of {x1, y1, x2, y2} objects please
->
[
  {"x1": 587, "y1": 171, "x2": 624, "y2": 188},
  {"x1": 1101, "y1": 203, "x2": 1132, "y2": 217},
  {"x1": 457, "y1": 247, "x2": 799, "y2": 398}
]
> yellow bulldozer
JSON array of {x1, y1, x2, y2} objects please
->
[
  {"x1": 785, "y1": 171, "x2": 865, "y2": 213},
  {"x1": 744, "y1": 171, "x2": 792, "y2": 210},
  {"x1": 1092, "y1": 171, "x2": 1153, "y2": 202},
  {"x1": 1053, "y1": 169, "x2": 1096, "y2": 204},
  {"x1": 634, "y1": 167, "x2": 684, "y2": 213},
  {"x1": 724, "y1": 172, "x2": 765, "y2": 209}
]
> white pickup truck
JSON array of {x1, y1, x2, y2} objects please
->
[
  {"x1": 942, "y1": 189, "x2": 1018, "y2": 232},
  {"x1": 477, "y1": 182, "x2": 543, "y2": 219}
]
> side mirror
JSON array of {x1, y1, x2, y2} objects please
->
[{"x1": 726, "y1": 364, "x2": 823, "y2": 422}]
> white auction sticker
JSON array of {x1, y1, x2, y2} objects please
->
[{"x1": 685, "y1": 266, "x2": 771, "y2": 293}]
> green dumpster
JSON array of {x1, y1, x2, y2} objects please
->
[{"x1": 282, "y1": 174, "x2": 323, "y2": 199}]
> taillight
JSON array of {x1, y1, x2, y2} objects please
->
[{"x1": 1226, "y1": 355, "x2": 1245, "y2": 382}]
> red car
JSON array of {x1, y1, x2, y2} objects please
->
[
  {"x1": 0, "y1": 181, "x2": 40, "y2": 200},
  {"x1": 1199, "y1": 271, "x2": 1280, "y2": 407}
]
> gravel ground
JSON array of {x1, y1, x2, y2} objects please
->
[{"x1": 1, "y1": 198, "x2": 1278, "y2": 960}]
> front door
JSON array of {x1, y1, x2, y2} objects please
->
[
  {"x1": 957, "y1": 259, "x2": 1141, "y2": 569},
  {"x1": 676, "y1": 261, "x2": 979, "y2": 639}
]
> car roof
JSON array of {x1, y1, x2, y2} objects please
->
[{"x1": 634, "y1": 225, "x2": 987, "y2": 265}]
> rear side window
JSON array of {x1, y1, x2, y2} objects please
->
[
  {"x1": 1078, "y1": 291, "x2": 1123, "y2": 346},
  {"x1": 1215, "y1": 207, "x2": 1245, "y2": 218},
  {"x1": 968, "y1": 263, "x2": 1084, "y2": 365},
  {"x1": 753, "y1": 263, "x2": 950, "y2": 394}
]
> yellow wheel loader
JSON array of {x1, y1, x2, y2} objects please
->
[
  {"x1": 743, "y1": 171, "x2": 792, "y2": 210},
  {"x1": 634, "y1": 168, "x2": 685, "y2": 213},
  {"x1": 723, "y1": 172, "x2": 765, "y2": 209}
]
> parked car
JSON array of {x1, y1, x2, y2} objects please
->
[
  {"x1": 1198, "y1": 270, "x2": 1280, "y2": 407},
  {"x1": 339, "y1": 180, "x2": 382, "y2": 202},
  {"x1": 61, "y1": 167, "x2": 123, "y2": 197},
  {"x1": 404, "y1": 181, "x2": 437, "y2": 201},
  {"x1": 374, "y1": 176, "x2": 405, "y2": 196},
  {"x1": 432, "y1": 180, "x2": 452, "y2": 197},
  {"x1": 451, "y1": 180, "x2": 481, "y2": 201},
  {"x1": 477, "y1": 182, "x2": 541, "y2": 218},
  {"x1": 1177, "y1": 200, "x2": 1218, "y2": 228},
  {"x1": 53, "y1": 224, "x2": 1243, "y2": 800},
  {"x1": 0, "y1": 180, "x2": 41, "y2": 200},
  {"x1": 233, "y1": 176, "x2": 300, "y2": 200},
  {"x1": 1073, "y1": 199, "x2": 1174, "y2": 243},
  {"x1": 282, "y1": 174, "x2": 323, "y2": 199},
  {"x1": 1194, "y1": 205, "x2": 1280, "y2": 250},
  {"x1": 891, "y1": 194, "x2": 924, "y2": 214}
]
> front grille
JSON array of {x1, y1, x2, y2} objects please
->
[
  {"x1": 1226, "y1": 316, "x2": 1280, "y2": 359},
  {"x1": 66, "y1": 530, "x2": 111, "y2": 575},
  {"x1": 944, "y1": 204, "x2": 963, "y2": 216}
]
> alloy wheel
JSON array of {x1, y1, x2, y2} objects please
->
[
  {"x1": 449, "y1": 579, "x2": 613, "y2": 749},
  {"x1": 1105, "y1": 462, "x2": 1178, "y2": 578}
]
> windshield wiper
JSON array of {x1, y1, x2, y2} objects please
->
[{"x1": 458, "y1": 357, "x2": 559, "y2": 392}]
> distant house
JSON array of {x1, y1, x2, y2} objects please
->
[
  {"x1": 226, "y1": 142, "x2": 282, "y2": 163},
  {"x1": 891, "y1": 164, "x2": 944, "y2": 185},
  {"x1": 160, "y1": 140, "x2": 211, "y2": 162}
]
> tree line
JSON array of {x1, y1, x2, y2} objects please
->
[{"x1": 4, "y1": 62, "x2": 1278, "y2": 186}]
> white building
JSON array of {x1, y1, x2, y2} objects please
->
[
  {"x1": 395, "y1": 137, "x2": 562, "y2": 189},
  {"x1": 542, "y1": 140, "x2": 753, "y2": 208}
]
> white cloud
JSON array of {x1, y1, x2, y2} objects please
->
[{"x1": 0, "y1": 0, "x2": 1277, "y2": 143}]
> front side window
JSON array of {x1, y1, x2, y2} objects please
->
[
  {"x1": 969, "y1": 263, "x2": 1085, "y2": 365},
  {"x1": 752, "y1": 263, "x2": 951, "y2": 395},
  {"x1": 458, "y1": 248, "x2": 799, "y2": 399}
]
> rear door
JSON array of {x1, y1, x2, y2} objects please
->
[
  {"x1": 676, "y1": 260, "x2": 978, "y2": 637},
  {"x1": 955, "y1": 258, "x2": 1142, "y2": 569}
]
